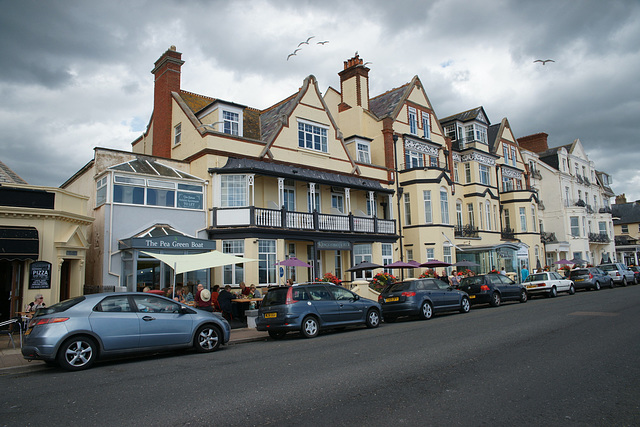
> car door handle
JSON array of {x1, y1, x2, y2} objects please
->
[{"x1": 142, "y1": 316, "x2": 156, "y2": 321}]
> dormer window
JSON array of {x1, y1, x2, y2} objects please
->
[
  {"x1": 356, "y1": 141, "x2": 371, "y2": 164},
  {"x1": 464, "y1": 124, "x2": 487, "y2": 144},
  {"x1": 223, "y1": 110, "x2": 239, "y2": 135},
  {"x1": 174, "y1": 123, "x2": 182, "y2": 145}
]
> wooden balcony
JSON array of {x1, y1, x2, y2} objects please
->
[{"x1": 212, "y1": 207, "x2": 396, "y2": 235}]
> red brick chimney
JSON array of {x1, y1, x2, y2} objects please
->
[
  {"x1": 338, "y1": 54, "x2": 370, "y2": 112},
  {"x1": 151, "y1": 46, "x2": 184, "y2": 158},
  {"x1": 517, "y1": 132, "x2": 549, "y2": 153}
]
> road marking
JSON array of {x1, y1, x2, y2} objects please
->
[{"x1": 568, "y1": 311, "x2": 619, "y2": 317}]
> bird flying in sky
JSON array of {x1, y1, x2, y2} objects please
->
[
  {"x1": 297, "y1": 36, "x2": 315, "y2": 47},
  {"x1": 287, "y1": 48, "x2": 301, "y2": 60},
  {"x1": 534, "y1": 59, "x2": 555, "y2": 65},
  {"x1": 317, "y1": 40, "x2": 329, "y2": 45}
]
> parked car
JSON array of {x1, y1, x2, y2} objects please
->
[
  {"x1": 378, "y1": 278, "x2": 470, "y2": 322},
  {"x1": 457, "y1": 273, "x2": 528, "y2": 306},
  {"x1": 628, "y1": 266, "x2": 640, "y2": 283},
  {"x1": 598, "y1": 263, "x2": 637, "y2": 286},
  {"x1": 522, "y1": 271, "x2": 575, "y2": 297},
  {"x1": 256, "y1": 283, "x2": 381, "y2": 339},
  {"x1": 22, "y1": 292, "x2": 230, "y2": 371},
  {"x1": 569, "y1": 267, "x2": 614, "y2": 290}
]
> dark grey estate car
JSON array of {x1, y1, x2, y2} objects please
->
[
  {"x1": 22, "y1": 293, "x2": 231, "y2": 371},
  {"x1": 457, "y1": 273, "x2": 528, "y2": 306},
  {"x1": 256, "y1": 283, "x2": 381, "y2": 339},
  {"x1": 378, "y1": 278, "x2": 470, "y2": 322},
  {"x1": 569, "y1": 267, "x2": 614, "y2": 290}
]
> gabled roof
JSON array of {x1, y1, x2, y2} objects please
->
[
  {"x1": 612, "y1": 202, "x2": 640, "y2": 225},
  {"x1": 0, "y1": 160, "x2": 27, "y2": 184},
  {"x1": 259, "y1": 92, "x2": 299, "y2": 145},
  {"x1": 368, "y1": 83, "x2": 411, "y2": 119},
  {"x1": 440, "y1": 106, "x2": 489, "y2": 125}
]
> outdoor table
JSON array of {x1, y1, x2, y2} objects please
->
[{"x1": 231, "y1": 298, "x2": 263, "y2": 319}]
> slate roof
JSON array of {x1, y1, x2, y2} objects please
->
[
  {"x1": 259, "y1": 92, "x2": 299, "y2": 144},
  {"x1": 0, "y1": 160, "x2": 27, "y2": 184},
  {"x1": 439, "y1": 107, "x2": 488, "y2": 125},
  {"x1": 488, "y1": 123, "x2": 500, "y2": 153},
  {"x1": 368, "y1": 83, "x2": 410, "y2": 119},
  {"x1": 210, "y1": 157, "x2": 393, "y2": 194},
  {"x1": 612, "y1": 202, "x2": 640, "y2": 225}
]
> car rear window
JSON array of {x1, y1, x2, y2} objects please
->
[
  {"x1": 37, "y1": 296, "x2": 86, "y2": 316},
  {"x1": 599, "y1": 264, "x2": 616, "y2": 271},
  {"x1": 388, "y1": 282, "x2": 413, "y2": 292},
  {"x1": 570, "y1": 269, "x2": 589, "y2": 277},
  {"x1": 262, "y1": 288, "x2": 289, "y2": 307},
  {"x1": 460, "y1": 276, "x2": 483, "y2": 286}
]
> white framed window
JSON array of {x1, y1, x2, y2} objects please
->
[
  {"x1": 531, "y1": 205, "x2": 537, "y2": 232},
  {"x1": 382, "y1": 243, "x2": 393, "y2": 274},
  {"x1": 258, "y1": 240, "x2": 276, "y2": 285},
  {"x1": 598, "y1": 221, "x2": 607, "y2": 236},
  {"x1": 404, "y1": 193, "x2": 412, "y2": 225},
  {"x1": 467, "y1": 203, "x2": 475, "y2": 226},
  {"x1": 354, "y1": 244, "x2": 373, "y2": 279},
  {"x1": 221, "y1": 175, "x2": 247, "y2": 207},
  {"x1": 510, "y1": 147, "x2": 517, "y2": 167},
  {"x1": 174, "y1": 123, "x2": 182, "y2": 145},
  {"x1": 443, "y1": 246, "x2": 452, "y2": 271},
  {"x1": 366, "y1": 193, "x2": 377, "y2": 216},
  {"x1": 298, "y1": 120, "x2": 328, "y2": 153},
  {"x1": 570, "y1": 216, "x2": 580, "y2": 237},
  {"x1": 503, "y1": 145, "x2": 509, "y2": 163},
  {"x1": 454, "y1": 162, "x2": 460, "y2": 183},
  {"x1": 422, "y1": 111, "x2": 431, "y2": 139},
  {"x1": 465, "y1": 163, "x2": 472, "y2": 183},
  {"x1": 423, "y1": 190, "x2": 432, "y2": 223},
  {"x1": 485, "y1": 201, "x2": 492, "y2": 231},
  {"x1": 621, "y1": 224, "x2": 629, "y2": 234},
  {"x1": 464, "y1": 124, "x2": 487, "y2": 144},
  {"x1": 504, "y1": 209, "x2": 511, "y2": 230},
  {"x1": 519, "y1": 207, "x2": 527, "y2": 232},
  {"x1": 479, "y1": 164, "x2": 490, "y2": 185},
  {"x1": 223, "y1": 240, "x2": 245, "y2": 285},
  {"x1": 356, "y1": 141, "x2": 371, "y2": 164},
  {"x1": 503, "y1": 176, "x2": 513, "y2": 192},
  {"x1": 478, "y1": 202, "x2": 484, "y2": 229},
  {"x1": 426, "y1": 248, "x2": 435, "y2": 261},
  {"x1": 408, "y1": 107, "x2": 417, "y2": 135},
  {"x1": 283, "y1": 181, "x2": 295, "y2": 211},
  {"x1": 96, "y1": 176, "x2": 108, "y2": 207},
  {"x1": 113, "y1": 175, "x2": 146, "y2": 205},
  {"x1": 440, "y1": 187, "x2": 449, "y2": 225},
  {"x1": 334, "y1": 250, "x2": 342, "y2": 280},
  {"x1": 405, "y1": 150, "x2": 423, "y2": 169},
  {"x1": 307, "y1": 186, "x2": 320, "y2": 213},
  {"x1": 516, "y1": 179, "x2": 522, "y2": 190},
  {"x1": 456, "y1": 199, "x2": 463, "y2": 227},
  {"x1": 331, "y1": 192, "x2": 344, "y2": 214},
  {"x1": 429, "y1": 156, "x2": 438, "y2": 168},
  {"x1": 222, "y1": 110, "x2": 239, "y2": 135},
  {"x1": 444, "y1": 124, "x2": 457, "y2": 140}
]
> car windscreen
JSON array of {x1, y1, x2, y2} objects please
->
[
  {"x1": 261, "y1": 288, "x2": 288, "y2": 307},
  {"x1": 526, "y1": 273, "x2": 546, "y2": 282},
  {"x1": 36, "y1": 296, "x2": 86, "y2": 316},
  {"x1": 599, "y1": 265, "x2": 616, "y2": 271},
  {"x1": 387, "y1": 282, "x2": 413, "y2": 293},
  {"x1": 570, "y1": 269, "x2": 589, "y2": 277}
]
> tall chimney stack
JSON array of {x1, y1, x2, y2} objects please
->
[
  {"x1": 338, "y1": 53, "x2": 370, "y2": 111},
  {"x1": 151, "y1": 46, "x2": 184, "y2": 158},
  {"x1": 518, "y1": 132, "x2": 549, "y2": 153}
]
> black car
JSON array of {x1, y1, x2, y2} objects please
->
[
  {"x1": 378, "y1": 278, "x2": 470, "y2": 322},
  {"x1": 256, "y1": 283, "x2": 381, "y2": 339},
  {"x1": 569, "y1": 267, "x2": 614, "y2": 291},
  {"x1": 457, "y1": 274, "x2": 528, "y2": 306}
]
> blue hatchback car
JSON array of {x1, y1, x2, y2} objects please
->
[
  {"x1": 256, "y1": 283, "x2": 381, "y2": 339},
  {"x1": 22, "y1": 292, "x2": 231, "y2": 370}
]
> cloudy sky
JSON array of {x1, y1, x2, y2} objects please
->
[{"x1": 2, "y1": 0, "x2": 639, "y2": 201}]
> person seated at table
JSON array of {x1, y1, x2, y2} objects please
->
[
  {"x1": 239, "y1": 281, "x2": 252, "y2": 296},
  {"x1": 173, "y1": 287, "x2": 184, "y2": 303},
  {"x1": 182, "y1": 286, "x2": 194, "y2": 302},
  {"x1": 26, "y1": 294, "x2": 46, "y2": 312},
  {"x1": 250, "y1": 284, "x2": 261, "y2": 298},
  {"x1": 211, "y1": 285, "x2": 221, "y2": 311},
  {"x1": 194, "y1": 283, "x2": 213, "y2": 312},
  {"x1": 218, "y1": 285, "x2": 234, "y2": 320}
]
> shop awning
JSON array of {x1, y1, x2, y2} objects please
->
[
  {"x1": 141, "y1": 250, "x2": 257, "y2": 274},
  {"x1": 455, "y1": 242, "x2": 521, "y2": 253},
  {"x1": 0, "y1": 226, "x2": 39, "y2": 261}
]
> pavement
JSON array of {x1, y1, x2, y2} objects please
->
[{"x1": 0, "y1": 327, "x2": 269, "y2": 372}]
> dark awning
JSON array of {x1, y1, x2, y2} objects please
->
[{"x1": 0, "y1": 226, "x2": 39, "y2": 261}]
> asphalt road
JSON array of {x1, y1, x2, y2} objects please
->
[{"x1": 2, "y1": 285, "x2": 639, "y2": 426}]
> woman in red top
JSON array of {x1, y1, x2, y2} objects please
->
[{"x1": 210, "y1": 284, "x2": 221, "y2": 311}]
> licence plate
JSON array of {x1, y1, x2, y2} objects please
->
[
  {"x1": 385, "y1": 297, "x2": 399, "y2": 302},
  {"x1": 575, "y1": 279, "x2": 584, "y2": 281},
  {"x1": 469, "y1": 295, "x2": 475, "y2": 299},
  {"x1": 526, "y1": 285, "x2": 536, "y2": 289},
  {"x1": 264, "y1": 312, "x2": 277, "y2": 319}
]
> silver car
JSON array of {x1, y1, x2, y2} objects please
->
[
  {"x1": 598, "y1": 263, "x2": 637, "y2": 286},
  {"x1": 22, "y1": 292, "x2": 230, "y2": 370}
]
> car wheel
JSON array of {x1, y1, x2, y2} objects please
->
[
  {"x1": 622, "y1": 277, "x2": 628, "y2": 287},
  {"x1": 460, "y1": 297, "x2": 471, "y2": 313},
  {"x1": 569, "y1": 284, "x2": 576, "y2": 295},
  {"x1": 490, "y1": 292, "x2": 501, "y2": 307},
  {"x1": 366, "y1": 309, "x2": 381, "y2": 328},
  {"x1": 519, "y1": 290, "x2": 528, "y2": 303},
  {"x1": 301, "y1": 316, "x2": 319, "y2": 338},
  {"x1": 268, "y1": 330, "x2": 287, "y2": 340},
  {"x1": 57, "y1": 336, "x2": 97, "y2": 371},
  {"x1": 551, "y1": 286, "x2": 558, "y2": 298},
  {"x1": 419, "y1": 301, "x2": 433, "y2": 320},
  {"x1": 195, "y1": 324, "x2": 222, "y2": 353}
]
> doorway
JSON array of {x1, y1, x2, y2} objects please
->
[{"x1": 60, "y1": 260, "x2": 71, "y2": 301}]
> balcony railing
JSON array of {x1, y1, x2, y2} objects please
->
[
  {"x1": 213, "y1": 206, "x2": 396, "y2": 235},
  {"x1": 588, "y1": 232, "x2": 610, "y2": 244},
  {"x1": 501, "y1": 227, "x2": 515, "y2": 240},
  {"x1": 454, "y1": 224, "x2": 479, "y2": 238},
  {"x1": 599, "y1": 206, "x2": 612, "y2": 214}
]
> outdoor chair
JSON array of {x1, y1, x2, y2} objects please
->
[{"x1": 0, "y1": 317, "x2": 22, "y2": 349}]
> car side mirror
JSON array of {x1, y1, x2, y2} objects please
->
[
  {"x1": 179, "y1": 306, "x2": 195, "y2": 314},
  {"x1": 352, "y1": 294, "x2": 359, "y2": 301}
]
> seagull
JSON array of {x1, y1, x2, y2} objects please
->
[
  {"x1": 534, "y1": 59, "x2": 555, "y2": 65},
  {"x1": 317, "y1": 40, "x2": 329, "y2": 45},
  {"x1": 363, "y1": 62, "x2": 372, "y2": 66},
  {"x1": 297, "y1": 36, "x2": 315, "y2": 47},
  {"x1": 287, "y1": 48, "x2": 301, "y2": 60}
]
